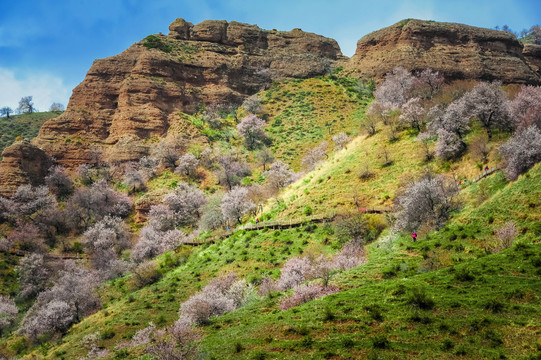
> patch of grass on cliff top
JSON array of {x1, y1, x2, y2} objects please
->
[
  {"x1": 0, "y1": 111, "x2": 60, "y2": 157},
  {"x1": 262, "y1": 77, "x2": 370, "y2": 170},
  {"x1": 20, "y1": 226, "x2": 337, "y2": 359}
]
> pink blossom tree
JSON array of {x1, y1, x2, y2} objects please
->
[
  {"x1": 395, "y1": 174, "x2": 458, "y2": 232},
  {"x1": 221, "y1": 186, "x2": 256, "y2": 224},
  {"x1": 374, "y1": 67, "x2": 415, "y2": 110},
  {"x1": 500, "y1": 126, "x2": 541, "y2": 180},
  {"x1": 302, "y1": 141, "x2": 328, "y2": 171},
  {"x1": 237, "y1": 114, "x2": 268, "y2": 150},
  {"x1": 508, "y1": 85, "x2": 541, "y2": 130},
  {"x1": 399, "y1": 97, "x2": 425, "y2": 131},
  {"x1": 463, "y1": 82, "x2": 511, "y2": 139}
]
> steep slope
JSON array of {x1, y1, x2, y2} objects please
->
[{"x1": 343, "y1": 19, "x2": 540, "y2": 84}]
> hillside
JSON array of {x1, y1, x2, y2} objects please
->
[
  {"x1": 0, "y1": 18, "x2": 540, "y2": 360},
  {"x1": 0, "y1": 112, "x2": 59, "y2": 158}
]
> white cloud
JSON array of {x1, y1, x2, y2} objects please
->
[{"x1": 0, "y1": 67, "x2": 72, "y2": 112}]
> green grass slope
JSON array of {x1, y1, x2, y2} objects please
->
[
  {"x1": 198, "y1": 164, "x2": 541, "y2": 360},
  {"x1": 0, "y1": 112, "x2": 60, "y2": 157}
]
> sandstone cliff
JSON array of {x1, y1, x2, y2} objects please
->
[
  {"x1": 0, "y1": 141, "x2": 52, "y2": 196},
  {"x1": 343, "y1": 19, "x2": 540, "y2": 83},
  {"x1": 32, "y1": 19, "x2": 342, "y2": 168},
  {"x1": 523, "y1": 44, "x2": 541, "y2": 76}
]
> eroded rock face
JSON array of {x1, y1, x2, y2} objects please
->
[
  {"x1": 523, "y1": 44, "x2": 541, "y2": 76},
  {"x1": 343, "y1": 19, "x2": 540, "y2": 84},
  {"x1": 0, "y1": 141, "x2": 52, "y2": 196},
  {"x1": 32, "y1": 19, "x2": 342, "y2": 167}
]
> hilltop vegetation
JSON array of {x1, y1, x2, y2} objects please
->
[{"x1": 0, "y1": 65, "x2": 540, "y2": 360}]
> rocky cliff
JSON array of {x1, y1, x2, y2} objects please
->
[
  {"x1": 523, "y1": 44, "x2": 541, "y2": 76},
  {"x1": 31, "y1": 19, "x2": 342, "y2": 169},
  {"x1": 0, "y1": 141, "x2": 52, "y2": 196},
  {"x1": 343, "y1": 19, "x2": 540, "y2": 83}
]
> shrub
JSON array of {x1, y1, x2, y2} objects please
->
[
  {"x1": 407, "y1": 287, "x2": 435, "y2": 310},
  {"x1": 129, "y1": 261, "x2": 162, "y2": 289},
  {"x1": 495, "y1": 221, "x2": 518, "y2": 249},
  {"x1": 142, "y1": 35, "x2": 173, "y2": 52},
  {"x1": 371, "y1": 334, "x2": 390, "y2": 349}
]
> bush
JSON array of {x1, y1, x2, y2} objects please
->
[
  {"x1": 129, "y1": 261, "x2": 162, "y2": 290},
  {"x1": 371, "y1": 334, "x2": 390, "y2": 349},
  {"x1": 142, "y1": 35, "x2": 173, "y2": 53},
  {"x1": 407, "y1": 287, "x2": 435, "y2": 310},
  {"x1": 100, "y1": 328, "x2": 116, "y2": 340}
]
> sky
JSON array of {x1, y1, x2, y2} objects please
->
[{"x1": 0, "y1": 0, "x2": 540, "y2": 112}]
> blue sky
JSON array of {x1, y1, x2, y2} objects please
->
[{"x1": 1, "y1": 0, "x2": 540, "y2": 111}]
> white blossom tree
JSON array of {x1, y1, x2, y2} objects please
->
[
  {"x1": 395, "y1": 175, "x2": 458, "y2": 232},
  {"x1": 221, "y1": 186, "x2": 256, "y2": 224},
  {"x1": 236, "y1": 114, "x2": 268, "y2": 150},
  {"x1": 500, "y1": 126, "x2": 541, "y2": 180}
]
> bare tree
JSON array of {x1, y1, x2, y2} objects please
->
[
  {"x1": 0, "y1": 107, "x2": 13, "y2": 118},
  {"x1": 17, "y1": 96, "x2": 35, "y2": 114},
  {"x1": 469, "y1": 133, "x2": 491, "y2": 163},
  {"x1": 256, "y1": 147, "x2": 274, "y2": 171},
  {"x1": 217, "y1": 156, "x2": 251, "y2": 190},
  {"x1": 49, "y1": 102, "x2": 65, "y2": 112}
]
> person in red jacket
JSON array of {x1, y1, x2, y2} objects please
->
[{"x1": 412, "y1": 231, "x2": 417, "y2": 242}]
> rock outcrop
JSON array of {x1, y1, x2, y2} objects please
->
[
  {"x1": 343, "y1": 19, "x2": 540, "y2": 84},
  {"x1": 0, "y1": 141, "x2": 52, "y2": 196},
  {"x1": 32, "y1": 19, "x2": 342, "y2": 167},
  {"x1": 523, "y1": 44, "x2": 541, "y2": 75}
]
